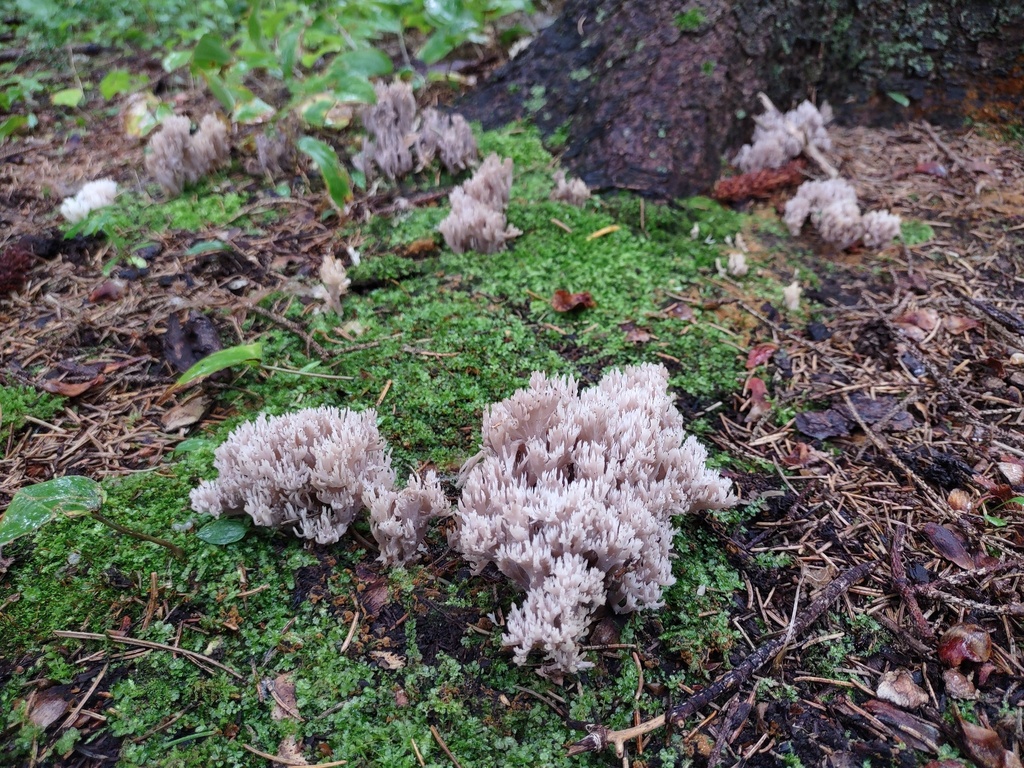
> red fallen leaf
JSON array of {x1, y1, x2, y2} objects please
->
[
  {"x1": 938, "y1": 623, "x2": 992, "y2": 667},
  {"x1": 40, "y1": 374, "x2": 106, "y2": 397},
  {"x1": 915, "y1": 161, "x2": 948, "y2": 178},
  {"x1": 623, "y1": 326, "x2": 652, "y2": 343},
  {"x1": 923, "y1": 522, "x2": 976, "y2": 570},
  {"x1": 664, "y1": 301, "x2": 694, "y2": 321},
  {"x1": 977, "y1": 662, "x2": 997, "y2": 687},
  {"x1": 551, "y1": 289, "x2": 596, "y2": 312},
  {"x1": 958, "y1": 716, "x2": 1020, "y2": 768},
  {"x1": 743, "y1": 376, "x2": 771, "y2": 423},
  {"x1": 746, "y1": 343, "x2": 778, "y2": 369},
  {"x1": 780, "y1": 442, "x2": 829, "y2": 468},
  {"x1": 943, "y1": 315, "x2": 981, "y2": 335},
  {"x1": 894, "y1": 308, "x2": 940, "y2": 341},
  {"x1": 88, "y1": 279, "x2": 126, "y2": 303},
  {"x1": 972, "y1": 474, "x2": 1015, "y2": 502}
]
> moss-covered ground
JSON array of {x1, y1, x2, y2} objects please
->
[{"x1": 1, "y1": 125, "x2": 821, "y2": 766}]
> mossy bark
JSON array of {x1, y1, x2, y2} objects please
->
[{"x1": 458, "y1": 0, "x2": 1024, "y2": 198}]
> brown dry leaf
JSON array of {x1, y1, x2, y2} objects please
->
[
  {"x1": 938, "y1": 624, "x2": 992, "y2": 668},
  {"x1": 551, "y1": 289, "x2": 596, "y2": 312},
  {"x1": 876, "y1": 669, "x2": 929, "y2": 709},
  {"x1": 269, "y1": 673, "x2": 301, "y2": 721},
  {"x1": 369, "y1": 650, "x2": 406, "y2": 670},
  {"x1": 161, "y1": 395, "x2": 210, "y2": 432},
  {"x1": 795, "y1": 409, "x2": 851, "y2": 440},
  {"x1": 947, "y1": 489, "x2": 973, "y2": 513},
  {"x1": 664, "y1": 301, "x2": 694, "y2": 321},
  {"x1": 923, "y1": 523, "x2": 976, "y2": 570},
  {"x1": 942, "y1": 668, "x2": 977, "y2": 700},
  {"x1": 914, "y1": 161, "x2": 949, "y2": 178},
  {"x1": 746, "y1": 343, "x2": 778, "y2": 369},
  {"x1": 275, "y1": 735, "x2": 309, "y2": 766},
  {"x1": 780, "y1": 442, "x2": 830, "y2": 468},
  {"x1": 40, "y1": 375, "x2": 105, "y2": 397},
  {"x1": 621, "y1": 323, "x2": 652, "y2": 343},
  {"x1": 88, "y1": 279, "x2": 127, "y2": 303},
  {"x1": 402, "y1": 237, "x2": 440, "y2": 259},
  {"x1": 958, "y1": 716, "x2": 1022, "y2": 768},
  {"x1": 997, "y1": 457, "x2": 1024, "y2": 486},
  {"x1": 711, "y1": 160, "x2": 806, "y2": 202},
  {"x1": 894, "y1": 308, "x2": 940, "y2": 341},
  {"x1": 943, "y1": 315, "x2": 981, "y2": 335},
  {"x1": 28, "y1": 689, "x2": 70, "y2": 729},
  {"x1": 743, "y1": 376, "x2": 771, "y2": 423}
]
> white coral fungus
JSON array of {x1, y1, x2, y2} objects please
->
[
  {"x1": 416, "y1": 108, "x2": 478, "y2": 173},
  {"x1": 359, "y1": 81, "x2": 417, "y2": 180},
  {"x1": 784, "y1": 178, "x2": 901, "y2": 250},
  {"x1": 145, "y1": 114, "x2": 230, "y2": 197},
  {"x1": 439, "y1": 153, "x2": 520, "y2": 254},
  {"x1": 550, "y1": 169, "x2": 591, "y2": 207},
  {"x1": 733, "y1": 99, "x2": 833, "y2": 173},
  {"x1": 783, "y1": 280, "x2": 802, "y2": 311},
  {"x1": 317, "y1": 253, "x2": 350, "y2": 315},
  {"x1": 190, "y1": 406, "x2": 448, "y2": 562},
  {"x1": 451, "y1": 364, "x2": 736, "y2": 675},
  {"x1": 59, "y1": 178, "x2": 118, "y2": 223}
]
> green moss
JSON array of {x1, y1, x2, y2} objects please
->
[
  {"x1": 900, "y1": 219, "x2": 934, "y2": 245},
  {"x1": 0, "y1": 384, "x2": 63, "y2": 448},
  {"x1": 674, "y1": 8, "x2": 706, "y2": 31}
]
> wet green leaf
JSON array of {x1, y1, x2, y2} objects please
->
[
  {"x1": 0, "y1": 476, "x2": 104, "y2": 546},
  {"x1": 173, "y1": 343, "x2": 263, "y2": 389},
  {"x1": 51, "y1": 88, "x2": 84, "y2": 108},
  {"x1": 296, "y1": 136, "x2": 351, "y2": 210},
  {"x1": 197, "y1": 517, "x2": 250, "y2": 545}
]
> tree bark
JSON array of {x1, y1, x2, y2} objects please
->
[{"x1": 458, "y1": 0, "x2": 1024, "y2": 198}]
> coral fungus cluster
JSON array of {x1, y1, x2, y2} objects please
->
[{"x1": 145, "y1": 114, "x2": 230, "y2": 197}]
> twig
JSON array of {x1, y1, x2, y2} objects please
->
[
  {"x1": 53, "y1": 630, "x2": 244, "y2": 680},
  {"x1": 566, "y1": 560, "x2": 878, "y2": 757},
  {"x1": 90, "y1": 511, "x2": 185, "y2": 561},
  {"x1": 430, "y1": 725, "x2": 464, "y2": 768},
  {"x1": 240, "y1": 742, "x2": 348, "y2": 767},
  {"x1": 756, "y1": 92, "x2": 839, "y2": 179},
  {"x1": 60, "y1": 663, "x2": 108, "y2": 730},
  {"x1": 247, "y1": 303, "x2": 329, "y2": 360},
  {"x1": 889, "y1": 524, "x2": 935, "y2": 641}
]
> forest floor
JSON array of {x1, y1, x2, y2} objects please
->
[{"x1": 2, "y1": 28, "x2": 1024, "y2": 768}]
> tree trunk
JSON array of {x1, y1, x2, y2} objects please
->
[{"x1": 458, "y1": 0, "x2": 1024, "y2": 198}]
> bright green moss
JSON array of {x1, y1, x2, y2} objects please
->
[{"x1": 0, "y1": 384, "x2": 64, "y2": 448}]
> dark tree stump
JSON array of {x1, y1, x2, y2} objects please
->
[{"x1": 459, "y1": 0, "x2": 1024, "y2": 198}]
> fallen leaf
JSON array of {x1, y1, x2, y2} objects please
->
[
  {"x1": 28, "y1": 688, "x2": 70, "y2": 729},
  {"x1": 276, "y1": 735, "x2": 309, "y2": 766},
  {"x1": 401, "y1": 237, "x2": 439, "y2": 259},
  {"x1": 914, "y1": 161, "x2": 948, "y2": 178},
  {"x1": 780, "y1": 442, "x2": 829, "y2": 468},
  {"x1": 947, "y1": 489, "x2": 973, "y2": 513},
  {"x1": 664, "y1": 301, "x2": 694, "y2": 321},
  {"x1": 269, "y1": 672, "x2": 301, "y2": 721},
  {"x1": 958, "y1": 716, "x2": 1021, "y2": 768},
  {"x1": 620, "y1": 322, "x2": 652, "y2": 343},
  {"x1": 743, "y1": 377, "x2": 771, "y2": 423},
  {"x1": 795, "y1": 410, "x2": 851, "y2": 440},
  {"x1": 40, "y1": 374, "x2": 105, "y2": 397},
  {"x1": 894, "y1": 308, "x2": 940, "y2": 341},
  {"x1": 551, "y1": 289, "x2": 596, "y2": 312},
  {"x1": 88, "y1": 279, "x2": 126, "y2": 303},
  {"x1": 835, "y1": 392, "x2": 915, "y2": 432},
  {"x1": 746, "y1": 343, "x2": 778, "y2": 369},
  {"x1": 997, "y1": 458, "x2": 1024, "y2": 486},
  {"x1": 972, "y1": 474, "x2": 1015, "y2": 502},
  {"x1": 876, "y1": 669, "x2": 929, "y2": 709},
  {"x1": 369, "y1": 650, "x2": 406, "y2": 670},
  {"x1": 943, "y1": 315, "x2": 981, "y2": 335},
  {"x1": 942, "y1": 668, "x2": 977, "y2": 700},
  {"x1": 938, "y1": 623, "x2": 992, "y2": 667},
  {"x1": 161, "y1": 395, "x2": 210, "y2": 431},
  {"x1": 923, "y1": 523, "x2": 976, "y2": 570}
]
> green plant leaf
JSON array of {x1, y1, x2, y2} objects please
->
[
  {"x1": 278, "y1": 24, "x2": 303, "y2": 80},
  {"x1": 887, "y1": 91, "x2": 910, "y2": 107},
  {"x1": 192, "y1": 33, "x2": 233, "y2": 69},
  {"x1": 418, "y1": 32, "x2": 457, "y2": 65},
  {"x1": 172, "y1": 437, "x2": 214, "y2": 455},
  {"x1": 51, "y1": 87, "x2": 84, "y2": 107},
  {"x1": 173, "y1": 343, "x2": 263, "y2": 389},
  {"x1": 202, "y1": 71, "x2": 236, "y2": 111},
  {"x1": 983, "y1": 513, "x2": 1007, "y2": 528},
  {"x1": 184, "y1": 240, "x2": 231, "y2": 256},
  {"x1": 196, "y1": 517, "x2": 251, "y2": 545},
  {"x1": 0, "y1": 114, "x2": 29, "y2": 141},
  {"x1": 0, "y1": 476, "x2": 104, "y2": 546},
  {"x1": 162, "y1": 50, "x2": 192, "y2": 73},
  {"x1": 296, "y1": 136, "x2": 351, "y2": 209},
  {"x1": 97, "y1": 69, "x2": 136, "y2": 99},
  {"x1": 335, "y1": 48, "x2": 394, "y2": 78},
  {"x1": 233, "y1": 96, "x2": 275, "y2": 124}
]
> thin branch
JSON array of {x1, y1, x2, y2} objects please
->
[{"x1": 53, "y1": 630, "x2": 244, "y2": 680}]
